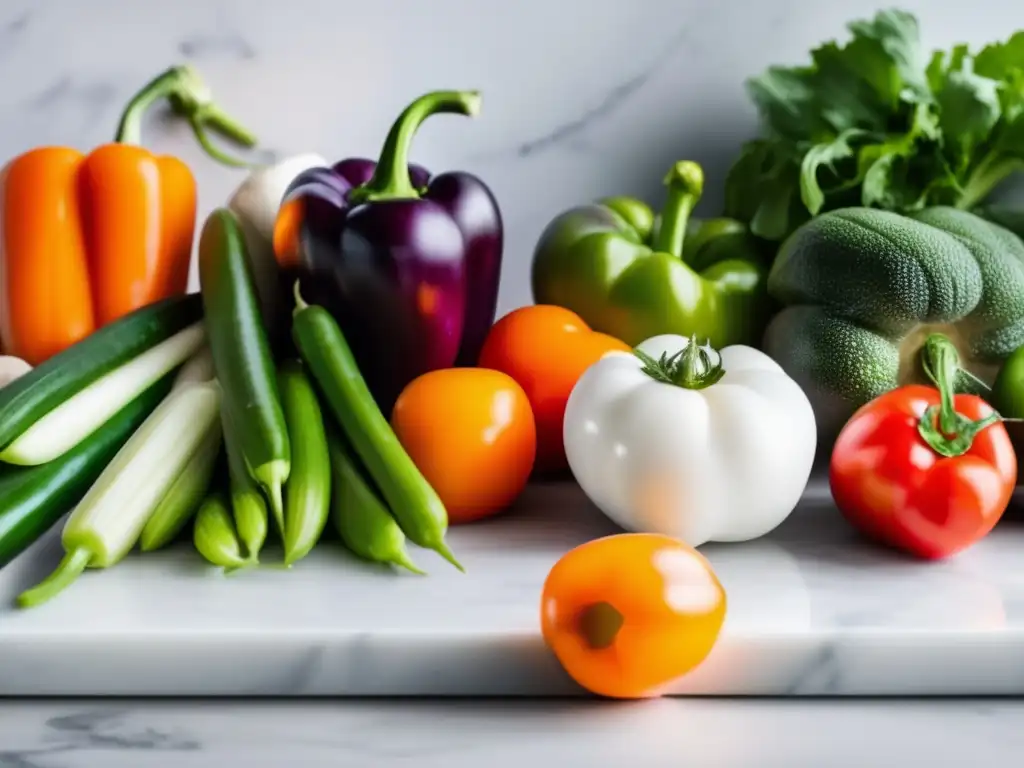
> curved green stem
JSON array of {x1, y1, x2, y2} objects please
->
[
  {"x1": 634, "y1": 335, "x2": 725, "y2": 390},
  {"x1": 116, "y1": 67, "x2": 191, "y2": 144},
  {"x1": 347, "y1": 90, "x2": 481, "y2": 205},
  {"x1": 116, "y1": 64, "x2": 257, "y2": 166},
  {"x1": 17, "y1": 547, "x2": 92, "y2": 609},
  {"x1": 652, "y1": 161, "x2": 705, "y2": 259},
  {"x1": 917, "y1": 333, "x2": 1001, "y2": 458}
]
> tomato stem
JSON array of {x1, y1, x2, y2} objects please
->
[
  {"x1": 917, "y1": 333, "x2": 1001, "y2": 458},
  {"x1": 634, "y1": 335, "x2": 725, "y2": 390},
  {"x1": 577, "y1": 601, "x2": 624, "y2": 650}
]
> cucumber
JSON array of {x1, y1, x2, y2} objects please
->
[
  {"x1": 17, "y1": 381, "x2": 223, "y2": 609},
  {"x1": 0, "y1": 379, "x2": 171, "y2": 568},
  {"x1": 198, "y1": 208, "x2": 290, "y2": 526},
  {"x1": 0, "y1": 322, "x2": 207, "y2": 466},
  {"x1": 0, "y1": 294, "x2": 202, "y2": 452}
]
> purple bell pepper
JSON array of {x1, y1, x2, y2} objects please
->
[{"x1": 274, "y1": 90, "x2": 503, "y2": 412}]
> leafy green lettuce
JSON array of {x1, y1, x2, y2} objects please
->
[{"x1": 724, "y1": 9, "x2": 1024, "y2": 241}]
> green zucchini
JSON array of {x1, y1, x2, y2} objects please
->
[
  {"x1": 0, "y1": 378, "x2": 171, "y2": 568},
  {"x1": 198, "y1": 208, "x2": 290, "y2": 526},
  {"x1": 0, "y1": 321, "x2": 206, "y2": 466},
  {"x1": 0, "y1": 294, "x2": 202, "y2": 456},
  {"x1": 279, "y1": 360, "x2": 331, "y2": 565}
]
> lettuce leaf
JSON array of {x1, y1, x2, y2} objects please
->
[{"x1": 725, "y1": 8, "x2": 1024, "y2": 241}]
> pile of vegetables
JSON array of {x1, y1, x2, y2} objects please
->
[{"x1": 9, "y1": 8, "x2": 1024, "y2": 700}]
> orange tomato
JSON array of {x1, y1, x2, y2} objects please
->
[
  {"x1": 478, "y1": 305, "x2": 629, "y2": 473},
  {"x1": 541, "y1": 533, "x2": 727, "y2": 699},
  {"x1": 391, "y1": 368, "x2": 536, "y2": 524}
]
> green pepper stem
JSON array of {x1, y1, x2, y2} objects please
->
[
  {"x1": 348, "y1": 90, "x2": 482, "y2": 205},
  {"x1": 634, "y1": 335, "x2": 725, "y2": 390},
  {"x1": 652, "y1": 161, "x2": 705, "y2": 258},
  {"x1": 16, "y1": 547, "x2": 93, "y2": 609},
  {"x1": 917, "y1": 333, "x2": 1001, "y2": 458},
  {"x1": 116, "y1": 64, "x2": 257, "y2": 166}
]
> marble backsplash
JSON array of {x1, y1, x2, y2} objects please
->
[{"x1": 1, "y1": 0, "x2": 1023, "y2": 311}]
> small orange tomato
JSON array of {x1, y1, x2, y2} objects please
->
[
  {"x1": 478, "y1": 305, "x2": 630, "y2": 473},
  {"x1": 541, "y1": 533, "x2": 727, "y2": 699},
  {"x1": 391, "y1": 368, "x2": 536, "y2": 524}
]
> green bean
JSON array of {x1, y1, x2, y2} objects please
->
[
  {"x1": 193, "y1": 492, "x2": 250, "y2": 570},
  {"x1": 327, "y1": 426, "x2": 424, "y2": 575},
  {"x1": 279, "y1": 360, "x2": 332, "y2": 565},
  {"x1": 291, "y1": 285, "x2": 462, "y2": 571}
]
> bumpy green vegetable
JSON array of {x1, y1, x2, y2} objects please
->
[{"x1": 764, "y1": 206, "x2": 1024, "y2": 442}]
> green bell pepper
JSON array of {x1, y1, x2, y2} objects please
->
[{"x1": 530, "y1": 161, "x2": 772, "y2": 348}]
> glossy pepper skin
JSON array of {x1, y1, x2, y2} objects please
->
[
  {"x1": 273, "y1": 90, "x2": 503, "y2": 413},
  {"x1": 531, "y1": 161, "x2": 772, "y2": 349},
  {"x1": 0, "y1": 65, "x2": 255, "y2": 365}
]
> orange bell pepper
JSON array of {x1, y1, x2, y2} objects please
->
[
  {"x1": 0, "y1": 65, "x2": 256, "y2": 365},
  {"x1": 541, "y1": 532, "x2": 727, "y2": 699}
]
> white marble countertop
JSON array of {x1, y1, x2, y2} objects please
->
[
  {"x1": 0, "y1": 699, "x2": 1022, "y2": 767},
  {"x1": 5, "y1": 480, "x2": 1024, "y2": 696}
]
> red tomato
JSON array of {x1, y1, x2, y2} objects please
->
[
  {"x1": 478, "y1": 305, "x2": 630, "y2": 473},
  {"x1": 829, "y1": 384, "x2": 1017, "y2": 560},
  {"x1": 391, "y1": 368, "x2": 536, "y2": 525}
]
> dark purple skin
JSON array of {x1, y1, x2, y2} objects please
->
[{"x1": 282, "y1": 157, "x2": 503, "y2": 412}]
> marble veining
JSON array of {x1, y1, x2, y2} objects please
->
[
  {"x1": 3, "y1": 0, "x2": 1022, "y2": 307},
  {"x1": 2, "y1": 700, "x2": 1024, "y2": 767}
]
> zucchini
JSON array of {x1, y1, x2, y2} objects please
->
[
  {"x1": 139, "y1": 412, "x2": 223, "y2": 552},
  {"x1": 0, "y1": 379, "x2": 171, "y2": 568},
  {"x1": 17, "y1": 380, "x2": 223, "y2": 609},
  {"x1": 198, "y1": 208, "x2": 290, "y2": 526},
  {"x1": 279, "y1": 360, "x2": 331, "y2": 565},
  {"x1": 0, "y1": 294, "x2": 202, "y2": 451},
  {"x1": 0, "y1": 322, "x2": 207, "y2": 466}
]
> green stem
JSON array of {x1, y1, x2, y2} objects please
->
[
  {"x1": 652, "y1": 161, "x2": 705, "y2": 258},
  {"x1": 347, "y1": 90, "x2": 482, "y2": 205},
  {"x1": 115, "y1": 67, "x2": 190, "y2": 144},
  {"x1": 917, "y1": 333, "x2": 1001, "y2": 458},
  {"x1": 634, "y1": 335, "x2": 725, "y2": 390},
  {"x1": 957, "y1": 152, "x2": 1024, "y2": 211},
  {"x1": 16, "y1": 547, "x2": 93, "y2": 609},
  {"x1": 115, "y1": 64, "x2": 258, "y2": 166}
]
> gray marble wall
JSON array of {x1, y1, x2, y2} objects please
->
[{"x1": 1, "y1": 0, "x2": 1022, "y2": 312}]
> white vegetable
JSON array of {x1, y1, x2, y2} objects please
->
[
  {"x1": 0, "y1": 323, "x2": 206, "y2": 466},
  {"x1": 563, "y1": 334, "x2": 817, "y2": 547},
  {"x1": 0, "y1": 355, "x2": 32, "y2": 388},
  {"x1": 227, "y1": 153, "x2": 327, "y2": 325},
  {"x1": 17, "y1": 380, "x2": 222, "y2": 608},
  {"x1": 172, "y1": 345, "x2": 216, "y2": 389}
]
